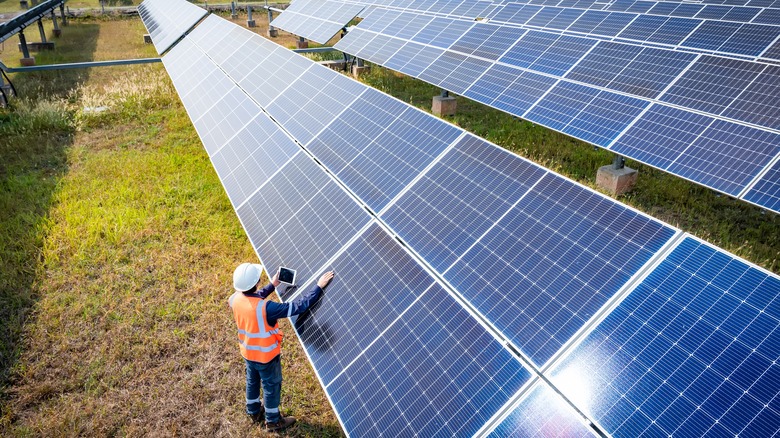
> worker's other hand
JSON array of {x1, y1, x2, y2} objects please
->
[
  {"x1": 317, "y1": 271, "x2": 335, "y2": 289},
  {"x1": 272, "y1": 270, "x2": 280, "y2": 287}
]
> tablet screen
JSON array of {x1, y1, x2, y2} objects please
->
[{"x1": 278, "y1": 267, "x2": 296, "y2": 284}]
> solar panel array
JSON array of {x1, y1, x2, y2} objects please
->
[
  {"x1": 137, "y1": 0, "x2": 207, "y2": 55},
  {"x1": 271, "y1": 0, "x2": 365, "y2": 44},
  {"x1": 332, "y1": 6, "x2": 780, "y2": 214},
  {"x1": 146, "y1": 3, "x2": 780, "y2": 436}
]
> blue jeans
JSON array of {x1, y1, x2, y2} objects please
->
[{"x1": 245, "y1": 355, "x2": 283, "y2": 422}]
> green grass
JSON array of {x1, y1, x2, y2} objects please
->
[{"x1": 1, "y1": 17, "x2": 340, "y2": 437}]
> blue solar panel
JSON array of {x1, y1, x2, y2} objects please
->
[
  {"x1": 235, "y1": 153, "x2": 371, "y2": 301},
  {"x1": 292, "y1": 222, "x2": 435, "y2": 386},
  {"x1": 696, "y1": 4, "x2": 733, "y2": 20},
  {"x1": 526, "y1": 81, "x2": 602, "y2": 132},
  {"x1": 381, "y1": 134, "x2": 547, "y2": 273},
  {"x1": 754, "y1": 8, "x2": 780, "y2": 25},
  {"x1": 492, "y1": 70, "x2": 559, "y2": 116},
  {"x1": 442, "y1": 55, "x2": 494, "y2": 94},
  {"x1": 419, "y1": 51, "x2": 470, "y2": 88},
  {"x1": 322, "y1": 230, "x2": 532, "y2": 436},
  {"x1": 743, "y1": 158, "x2": 780, "y2": 211},
  {"x1": 210, "y1": 114, "x2": 301, "y2": 208},
  {"x1": 565, "y1": 41, "x2": 644, "y2": 87},
  {"x1": 487, "y1": 381, "x2": 596, "y2": 437},
  {"x1": 561, "y1": 90, "x2": 649, "y2": 146},
  {"x1": 616, "y1": 14, "x2": 671, "y2": 41},
  {"x1": 661, "y1": 56, "x2": 765, "y2": 115},
  {"x1": 138, "y1": 0, "x2": 207, "y2": 55},
  {"x1": 305, "y1": 88, "x2": 461, "y2": 212},
  {"x1": 465, "y1": 63, "x2": 527, "y2": 105},
  {"x1": 551, "y1": 236, "x2": 780, "y2": 437},
  {"x1": 666, "y1": 119, "x2": 780, "y2": 196},
  {"x1": 610, "y1": 105, "x2": 714, "y2": 170},
  {"x1": 500, "y1": 31, "x2": 596, "y2": 76},
  {"x1": 682, "y1": 20, "x2": 742, "y2": 53},
  {"x1": 591, "y1": 12, "x2": 637, "y2": 36},
  {"x1": 570, "y1": 46, "x2": 695, "y2": 99},
  {"x1": 720, "y1": 24, "x2": 780, "y2": 57},
  {"x1": 444, "y1": 173, "x2": 676, "y2": 366},
  {"x1": 266, "y1": 66, "x2": 365, "y2": 146},
  {"x1": 568, "y1": 10, "x2": 612, "y2": 34},
  {"x1": 762, "y1": 38, "x2": 780, "y2": 60},
  {"x1": 545, "y1": 8, "x2": 586, "y2": 30}
]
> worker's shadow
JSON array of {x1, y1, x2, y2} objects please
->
[{"x1": 293, "y1": 300, "x2": 336, "y2": 354}]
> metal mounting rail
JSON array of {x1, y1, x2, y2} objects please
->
[{"x1": 0, "y1": 58, "x2": 162, "y2": 73}]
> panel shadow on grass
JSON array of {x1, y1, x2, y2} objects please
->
[{"x1": 0, "y1": 22, "x2": 100, "y2": 408}]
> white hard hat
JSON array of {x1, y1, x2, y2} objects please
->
[{"x1": 233, "y1": 263, "x2": 263, "y2": 291}]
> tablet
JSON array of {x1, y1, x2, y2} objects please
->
[{"x1": 278, "y1": 267, "x2": 296, "y2": 285}]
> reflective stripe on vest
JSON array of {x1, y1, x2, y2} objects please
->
[{"x1": 231, "y1": 294, "x2": 282, "y2": 363}]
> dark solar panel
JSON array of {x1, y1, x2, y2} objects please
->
[
  {"x1": 305, "y1": 88, "x2": 461, "y2": 212},
  {"x1": 551, "y1": 237, "x2": 780, "y2": 437},
  {"x1": 444, "y1": 173, "x2": 676, "y2": 366},
  {"x1": 328, "y1": 279, "x2": 532, "y2": 437},
  {"x1": 382, "y1": 135, "x2": 547, "y2": 273},
  {"x1": 236, "y1": 153, "x2": 371, "y2": 301},
  {"x1": 743, "y1": 158, "x2": 780, "y2": 211}
]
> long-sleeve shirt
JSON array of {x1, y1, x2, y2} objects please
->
[{"x1": 241, "y1": 282, "x2": 323, "y2": 326}]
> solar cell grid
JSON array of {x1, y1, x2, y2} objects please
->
[
  {"x1": 666, "y1": 119, "x2": 780, "y2": 196},
  {"x1": 443, "y1": 173, "x2": 676, "y2": 366},
  {"x1": 487, "y1": 381, "x2": 596, "y2": 437},
  {"x1": 270, "y1": 0, "x2": 364, "y2": 44},
  {"x1": 551, "y1": 236, "x2": 780, "y2": 437},
  {"x1": 491, "y1": 70, "x2": 559, "y2": 116},
  {"x1": 565, "y1": 41, "x2": 643, "y2": 88},
  {"x1": 743, "y1": 157, "x2": 780, "y2": 210},
  {"x1": 305, "y1": 87, "x2": 461, "y2": 212},
  {"x1": 139, "y1": 0, "x2": 207, "y2": 55},
  {"x1": 235, "y1": 153, "x2": 371, "y2": 302},
  {"x1": 609, "y1": 104, "x2": 712, "y2": 164},
  {"x1": 720, "y1": 23, "x2": 780, "y2": 57},
  {"x1": 292, "y1": 222, "x2": 435, "y2": 386},
  {"x1": 192, "y1": 87, "x2": 259, "y2": 156},
  {"x1": 525, "y1": 81, "x2": 601, "y2": 131},
  {"x1": 210, "y1": 114, "x2": 300, "y2": 208},
  {"x1": 327, "y1": 279, "x2": 532, "y2": 437},
  {"x1": 682, "y1": 20, "x2": 742, "y2": 52},
  {"x1": 442, "y1": 55, "x2": 495, "y2": 94},
  {"x1": 561, "y1": 90, "x2": 649, "y2": 146},
  {"x1": 660, "y1": 55, "x2": 766, "y2": 116},
  {"x1": 381, "y1": 134, "x2": 547, "y2": 273}
]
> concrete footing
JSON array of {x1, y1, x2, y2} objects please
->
[
  {"x1": 53, "y1": 28, "x2": 62, "y2": 37},
  {"x1": 144, "y1": 34, "x2": 152, "y2": 44},
  {"x1": 19, "y1": 41, "x2": 54, "y2": 52},
  {"x1": 20, "y1": 57, "x2": 36, "y2": 66},
  {"x1": 352, "y1": 64, "x2": 370, "y2": 78},
  {"x1": 231, "y1": 13, "x2": 238, "y2": 19},
  {"x1": 247, "y1": 19, "x2": 256, "y2": 27},
  {"x1": 267, "y1": 28, "x2": 278, "y2": 38},
  {"x1": 296, "y1": 39, "x2": 309, "y2": 49},
  {"x1": 596, "y1": 165, "x2": 638, "y2": 196},
  {"x1": 432, "y1": 95, "x2": 457, "y2": 116},
  {"x1": 320, "y1": 59, "x2": 346, "y2": 70}
]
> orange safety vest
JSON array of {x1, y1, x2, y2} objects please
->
[{"x1": 229, "y1": 292, "x2": 283, "y2": 363}]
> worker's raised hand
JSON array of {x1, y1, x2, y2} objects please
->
[
  {"x1": 317, "y1": 271, "x2": 335, "y2": 289},
  {"x1": 272, "y1": 269, "x2": 281, "y2": 287}
]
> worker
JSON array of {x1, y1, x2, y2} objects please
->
[{"x1": 229, "y1": 263, "x2": 334, "y2": 432}]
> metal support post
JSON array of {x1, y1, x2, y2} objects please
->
[
  {"x1": 356, "y1": 57, "x2": 364, "y2": 67},
  {"x1": 60, "y1": 3, "x2": 68, "y2": 26},
  {"x1": 441, "y1": 89, "x2": 449, "y2": 98},
  {"x1": 51, "y1": 10, "x2": 61, "y2": 36},
  {"x1": 38, "y1": 19, "x2": 47, "y2": 44},
  {"x1": 248, "y1": 5, "x2": 253, "y2": 21},
  {"x1": 19, "y1": 30, "x2": 31, "y2": 59},
  {"x1": 268, "y1": 9, "x2": 274, "y2": 26},
  {"x1": 612, "y1": 154, "x2": 625, "y2": 170},
  {"x1": 100, "y1": 0, "x2": 105, "y2": 14},
  {"x1": 231, "y1": 1, "x2": 237, "y2": 18}
]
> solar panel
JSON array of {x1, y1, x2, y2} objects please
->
[
  {"x1": 138, "y1": 0, "x2": 207, "y2": 55},
  {"x1": 332, "y1": 6, "x2": 780, "y2": 213},
  {"x1": 306, "y1": 87, "x2": 462, "y2": 211},
  {"x1": 271, "y1": 0, "x2": 364, "y2": 44},
  {"x1": 486, "y1": 380, "x2": 597, "y2": 437},
  {"x1": 293, "y1": 223, "x2": 533, "y2": 437},
  {"x1": 550, "y1": 236, "x2": 780, "y2": 437},
  {"x1": 743, "y1": 157, "x2": 780, "y2": 210}
]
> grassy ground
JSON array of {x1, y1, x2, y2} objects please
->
[
  {"x1": 1, "y1": 16, "x2": 340, "y2": 437},
  {"x1": 0, "y1": 12, "x2": 778, "y2": 438}
]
